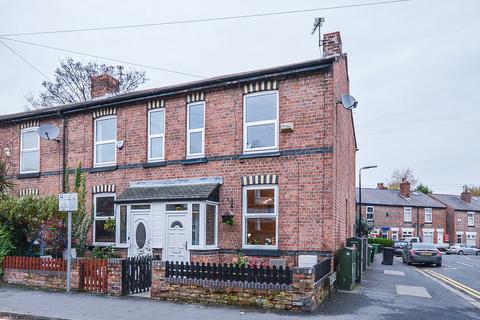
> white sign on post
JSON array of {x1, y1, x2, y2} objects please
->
[
  {"x1": 59, "y1": 193, "x2": 78, "y2": 212},
  {"x1": 59, "y1": 192, "x2": 78, "y2": 293}
]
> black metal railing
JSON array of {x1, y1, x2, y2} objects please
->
[
  {"x1": 314, "y1": 258, "x2": 332, "y2": 282},
  {"x1": 165, "y1": 261, "x2": 293, "y2": 285}
]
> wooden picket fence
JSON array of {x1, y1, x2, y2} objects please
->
[
  {"x1": 79, "y1": 259, "x2": 108, "y2": 293},
  {"x1": 3, "y1": 256, "x2": 66, "y2": 272}
]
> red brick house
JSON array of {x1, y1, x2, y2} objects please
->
[
  {"x1": 430, "y1": 191, "x2": 480, "y2": 247},
  {"x1": 357, "y1": 180, "x2": 447, "y2": 243},
  {"x1": 0, "y1": 32, "x2": 356, "y2": 267}
]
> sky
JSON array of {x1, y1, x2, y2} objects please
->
[{"x1": 1, "y1": 0, "x2": 479, "y2": 194}]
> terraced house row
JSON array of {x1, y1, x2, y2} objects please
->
[
  {"x1": 0, "y1": 32, "x2": 356, "y2": 267},
  {"x1": 357, "y1": 179, "x2": 479, "y2": 247}
]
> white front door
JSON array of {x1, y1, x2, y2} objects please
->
[
  {"x1": 466, "y1": 233, "x2": 476, "y2": 246},
  {"x1": 166, "y1": 214, "x2": 189, "y2": 262},
  {"x1": 437, "y1": 230, "x2": 444, "y2": 244},
  {"x1": 423, "y1": 230, "x2": 434, "y2": 243},
  {"x1": 129, "y1": 212, "x2": 151, "y2": 257}
]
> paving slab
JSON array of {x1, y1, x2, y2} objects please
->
[
  {"x1": 384, "y1": 270, "x2": 405, "y2": 276},
  {"x1": 395, "y1": 285, "x2": 431, "y2": 298}
]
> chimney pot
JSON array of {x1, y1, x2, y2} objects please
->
[
  {"x1": 400, "y1": 179, "x2": 411, "y2": 198},
  {"x1": 461, "y1": 191, "x2": 472, "y2": 203},
  {"x1": 323, "y1": 31, "x2": 342, "y2": 57},
  {"x1": 90, "y1": 74, "x2": 120, "y2": 99}
]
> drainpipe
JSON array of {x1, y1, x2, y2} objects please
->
[
  {"x1": 59, "y1": 111, "x2": 67, "y2": 192},
  {"x1": 416, "y1": 207, "x2": 420, "y2": 238}
]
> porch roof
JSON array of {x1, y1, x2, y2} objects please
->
[{"x1": 115, "y1": 183, "x2": 220, "y2": 203}]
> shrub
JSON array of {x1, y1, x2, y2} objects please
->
[
  {"x1": 0, "y1": 225, "x2": 15, "y2": 275},
  {"x1": 368, "y1": 238, "x2": 395, "y2": 247},
  {"x1": 91, "y1": 246, "x2": 117, "y2": 259}
]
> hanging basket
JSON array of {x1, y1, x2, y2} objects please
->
[{"x1": 221, "y1": 213, "x2": 234, "y2": 225}]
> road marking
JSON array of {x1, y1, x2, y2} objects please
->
[
  {"x1": 417, "y1": 269, "x2": 480, "y2": 310},
  {"x1": 384, "y1": 270, "x2": 405, "y2": 276},
  {"x1": 456, "y1": 261, "x2": 476, "y2": 267},
  {"x1": 395, "y1": 285, "x2": 431, "y2": 298},
  {"x1": 423, "y1": 269, "x2": 480, "y2": 300}
]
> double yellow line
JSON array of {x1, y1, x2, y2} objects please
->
[{"x1": 423, "y1": 269, "x2": 480, "y2": 300}]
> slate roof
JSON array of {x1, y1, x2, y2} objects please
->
[
  {"x1": 431, "y1": 194, "x2": 480, "y2": 212},
  {"x1": 116, "y1": 183, "x2": 220, "y2": 203},
  {"x1": 356, "y1": 188, "x2": 446, "y2": 208}
]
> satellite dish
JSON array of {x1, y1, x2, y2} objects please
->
[
  {"x1": 340, "y1": 93, "x2": 358, "y2": 110},
  {"x1": 38, "y1": 124, "x2": 60, "y2": 141}
]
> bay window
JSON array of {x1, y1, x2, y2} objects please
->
[
  {"x1": 187, "y1": 101, "x2": 205, "y2": 158},
  {"x1": 93, "y1": 193, "x2": 116, "y2": 244},
  {"x1": 189, "y1": 202, "x2": 217, "y2": 249},
  {"x1": 148, "y1": 109, "x2": 165, "y2": 162},
  {"x1": 243, "y1": 91, "x2": 278, "y2": 153},
  {"x1": 94, "y1": 116, "x2": 117, "y2": 166},
  {"x1": 20, "y1": 127, "x2": 40, "y2": 173},
  {"x1": 243, "y1": 185, "x2": 278, "y2": 248}
]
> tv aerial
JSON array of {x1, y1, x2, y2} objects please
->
[
  {"x1": 38, "y1": 124, "x2": 61, "y2": 142},
  {"x1": 339, "y1": 93, "x2": 358, "y2": 110},
  {"x1": 311, "y1": 17, "x2": 325, "y2": 54}
]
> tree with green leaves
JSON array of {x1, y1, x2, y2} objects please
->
[
  {"x1": 464, "y1": 185, "x2": 480, "y2": 196},
  {"x1": 0, "y1": 160, "x2": 14, "y2": 194},
  {"x1": 416, "y1": 183, "x2": 433, "y2": 194}
]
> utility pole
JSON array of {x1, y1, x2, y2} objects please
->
[{"x1": 311, "y1": 17, "x2": 325, "y2": 55}]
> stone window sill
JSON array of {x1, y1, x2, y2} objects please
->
[
  {"x1": 17, "y1": 172, "x2": 41, "y2": 179},
  {"x1": 143, "y1": 161, "x2": 166, "y2": 168},
  {"x1": 239, "y1": 151, "x2": 281, "y2": 160},
  {"x1": 182, "y1": 157, "x2": 208, "y2": 165},
  {"x1": 89, "y1": 165, "x2": 118, "y2": 173}
]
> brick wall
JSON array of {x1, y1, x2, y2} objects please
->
[
  {"x1": 0, "y1": 53, "x2": 355, "y2": 261},
  {"x1": 150, "y1": 260, "x2": 332, "y2": 312},
  {"x1": 359, "y1": 205, "x2": 447, "y2": 242},
  {"x1": 451, "y1": 210, "x2": 480, "y2": 246}
]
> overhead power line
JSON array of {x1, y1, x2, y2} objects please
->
[
  {"x1": 0, "y1": 39, "x2": 52, "y2": 81},
  {"x1": 0, "y1": 36, "x2": 206, "y2": 79},
  {"x1": 0, "y1": 0, "x2": 415, "y2": 37}
]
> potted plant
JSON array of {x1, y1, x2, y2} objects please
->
[{"x1": 221, "y1": 197, "x2": 235, "y2": 225}]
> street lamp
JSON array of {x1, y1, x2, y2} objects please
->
[{"x1": 358, "y1": 165, "x2": 378, "y2": 237}]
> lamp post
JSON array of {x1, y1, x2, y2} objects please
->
[{"x1": 358, "y1": 165, "x2": 378, "y2": 237}]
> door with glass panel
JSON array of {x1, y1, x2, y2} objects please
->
[{"x1": 129, "y1": 206, "x2": 151, "y2": 257}]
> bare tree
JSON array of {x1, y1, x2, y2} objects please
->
[
  {"x1": 387, "y1": 168, "x2": 418, "y2": 190},
  {"x1": 26, "y1": 58, "x2": 148, "y2": 110}
]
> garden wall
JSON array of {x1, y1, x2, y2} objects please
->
[{"x1": 150, "y1": 260, "x2": 333, "y2": 312}]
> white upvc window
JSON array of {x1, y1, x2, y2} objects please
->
[
  {"x1": 425, "y1": 208, "x2": 433, "y2": 223},
  {"x1": 242, "y1": 185, "x2": 278, "y2": 249},
  {"x1": 93, "y1": 193, "x2": 116, "y2": 245},
  {"x1": 467, "y1": 211, "x2": 475, "y2": 227},
  {"x1": 404, "y1": 207, "x2": 412, "y2": 223},
  {"x1": 20, "y1": 127, "x2": 40, "y2": 174},
  {"x1": 116, "y1": 204, "x2": 128, "y2": 248},
  {"x1": 94, "y1": 116, "x2": 117, "y2": 167},
  {"x1": 186, "y1": 101, "x2": 205, "y2": 158},
  {"x1": 148, "y1": 109, "x2": 165, "y2": 162},
  {"x1": 366, "y1": 206, "x2": 374, "y2": 220},
  {"x1": 243, "y1": 91, "x2": 279, "y2": 153},
  {"x1": 189, "y1": 202, "x2": 218, "y2": 249},
  {"x1": 401, "y1": 229, "x2": 413, "y2": 240}
]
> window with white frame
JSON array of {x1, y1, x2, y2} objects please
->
[
  {"x1": 116, "y1": 204, "x2": 128, "y2": 247},
  {"x1": 94, "y1": 116, "x2": 117, "y2": 166},
  {"x1": 391, "y1": 230, "x2": 399, "y2": 241},
  {"x1": 93, "y1": 193, "x2": 116, "y2": 244},
  {"x1": 187, "y1": 101, "x2": 205, "y2": 158},
  {"x1": 456, "y1": 232, "x2": 463, "y2": 243},
  {"x1": 243, "y1": 91, "x2": 278, "y2": 153},
  {"x1": 401, "y1": 229, "x2": 413, "y2": 240},
  {"x1": 148, "y1": 109, "x2": 165, "y2": 161},
  {"x1": 189, "y1": 202, "x2": 218, "y2": 249},
  {"x1": 425, "y1": 208, "x2": 433, "y2": 223},
  {"x1": 243, "y1": 185, "x2": 278, "y2": 248},
  {"x1": 467, "y1": 211, "x2": 475, "y2": 226},
  {"x1": 404, "y1": 207, "x2": 412, "y2": 223},
  {"x1": 366, "y1": 206, "x2": 374, "y2": 220},
  {"x1": 20, "y1": 127, "x2": 40, "y2": 173}
]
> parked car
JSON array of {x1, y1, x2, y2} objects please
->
[
  {"x1": 402, "y1": 242, "x2": 442, "y2": 267},
  {"x1": 446, "y1": 244, "x2": 480, "y2": 255},
  {"x1": 404, "y1": 237, "x2": 421, "y2": 243},
  {"x1": 393, "y1": 241, "x2": 408, "y2": 256}
]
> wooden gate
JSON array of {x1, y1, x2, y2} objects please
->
[
  {"x1": 80, "y1": 259, "x2": 108, "y2": 293},
  {"x1": 122, "y1": 256, "x2": 152, "y2": 295}
]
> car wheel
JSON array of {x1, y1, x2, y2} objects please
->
[
  {"x1": 407, "y1": 261, "x2": 412, "y2": 266},
  {"x1": 435, "y1": 263, "x2": 441, "y2": 267},
  {"x1": 458, "y1": 250, "x2": 464, "y2": 255},
  {"x1": 476, "y1": 251, "x2": 480, "y2": 256}
]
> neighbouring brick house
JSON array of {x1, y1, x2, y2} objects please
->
[
  {"x1": 430, "y1": 191, "x2": 480, "y2": 247},
  {"x1": 0, "y1": 32, "x2": 356, "y2": 267},
  {"x1": 356, "y1": 180, "x2": 447, "y2": 243}
]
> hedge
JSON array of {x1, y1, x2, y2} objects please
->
[{"x1": 368, "y1": 238, "x2": 395, "y2": 247}]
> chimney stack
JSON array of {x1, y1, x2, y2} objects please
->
[
  {"x1": 323, "y1": 32, "x2": 342, "y2": 57},
  {"x1": 461, "y1": 190, "x2": 472, "y2": 203},
  {"x1": 377, "y1": 183, "x2": 387, "y2": 190},
  {"x1": 90, "y1": 74, "x2": 120, "y2": 99},
  {"x1": 400, "y1": 178, "x2": 411, "y2": 198}
]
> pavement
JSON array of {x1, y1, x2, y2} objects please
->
[{"x1": 0, "y1": 253, "x2": 479, "y2": 320}]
